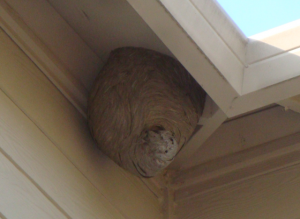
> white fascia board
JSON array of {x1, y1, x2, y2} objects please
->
[
  {"x1": 243, "y1": 48, "x2": 300, "y2": 94},
  {"x1": 127, "y1": 0, "x2": 246, "y2": 116},
  {"x1": 246, "y1": 19, "x2": 300, "y2": 64},
  {"x1": 243, "y1": 20, "x2": 300, "y2": 95},
  {"x1": 126, "y1": 0, "x2": 240, "y2": 115},
  {"x1": 159, "y1": 0, "x2": 246, "y2": 95},
  {"x1": 151, "y1": 1, "x2": 300, "y2": 117}
]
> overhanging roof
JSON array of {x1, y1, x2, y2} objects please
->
[{"x1": 127, "y1": 0, "x2": 300, "y2": 117}]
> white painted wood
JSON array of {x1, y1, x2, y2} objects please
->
[
  {"x1": 5, "y1": 0, "x2": 102, "y2": 90},
  {"x1": 0, "y1": 0, "x2": 89, "y2": 116},
  {"x1": 186, "y1": 106, "x2": 300, "y2": 168},
  {"x1": 169, "y1": 109, "x2": 227, "y2": 169},
  {"x1": 243, "y1": 47, "x2": 300, "y2": 94},
  {"x1": 198, "y1": 95, "x2": 219, "y2": 125},
  {"x1": 127, "y1": 0, "x2": 239, "y2": 117},
  {"x1": 190, "y1": 0, "x2": 247, "y2": 63},
  {"x1": 247, "y1": 19, "x2": 300, "y2": 64},
  {"x1": 176, "y1": 160, "x2": 300, "y2": 219},
  {"x1": 47, "y1": 0, "x2": 172, "y2": 61},
  {"x1": 227, "y1": 76, "x2": 300, "y2": 117},
  {"x1": 14, "y1": 0, "x2": 300, "y2": 120},
  {"x1": 0, "y1": 27, "x2": 163, "y2": 219},
  {"x1": 127, "y1": 0, "x2": 300, "y2": 118},
  {"x1": 0, "y1": 89, "x2": 125, "y2": 219},
  {"x1": 0, "y1": 151, "x2": 67, "y2": 219},
  {"x1": 159, "y1": 0, "x2": 244, "y2": 94}
]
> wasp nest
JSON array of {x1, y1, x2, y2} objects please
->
[{"x1": 88, "y1": 47, "x2": 206, "y2": 177}]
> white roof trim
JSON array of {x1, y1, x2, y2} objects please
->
[
  {"x1": 249, "y1": 19, "x2": 300, "y2": 40},
  {"x1": 128, "y1": 0, "x2": 300, "y2": 117}
]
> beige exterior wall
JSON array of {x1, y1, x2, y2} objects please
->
[{"x1": 0, "y1": 27, "x2": 163, "y2": 219}]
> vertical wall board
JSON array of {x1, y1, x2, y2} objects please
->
[
  {"x1": 5, "y1": 0, "x2": 102, "y2": 90},
  {"x1": 0, "y1": 25, "x2": 163, "y2": 219},
  {"x1": 0, "y1": 151, "x2": 67, "y2": 219},
  {"x1": 176, "y1": 163, "x2": 300, "y2": 219}
]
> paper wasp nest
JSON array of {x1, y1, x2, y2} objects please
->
[{"x1": 88, "y1": 47, "x2": 206, "y2": 177}]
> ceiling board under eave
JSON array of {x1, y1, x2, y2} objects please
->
[
  {"x1": 47, "y1": 0, "x2": 173, "y2": 63},
  {"x1": 184, "y1": 105, "x2": 300, "y2": 169}
]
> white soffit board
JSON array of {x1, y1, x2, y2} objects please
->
[{"x1": 128, "y1": 0, "x2": 300, "y2": 117}]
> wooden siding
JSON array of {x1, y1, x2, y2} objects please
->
[
  {"x1": 0, "y1": 27, "x2": 163, "y2": 219},
  {"x1": 176, "y1": 162, "x2": 300, "y2": 219},
  {"x1": 0, "y1": 151, "x2": 67, "y2": 219},
  {"x1": 47, "y1": 0, "x2": 173, "y2": 61},
  {"x1": 185, "y1": 106, "x2": 300, "y2": 168}
]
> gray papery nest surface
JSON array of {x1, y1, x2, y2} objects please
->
[{"x1": 88, "y1": 47, "x2": 206, "y2": 177}]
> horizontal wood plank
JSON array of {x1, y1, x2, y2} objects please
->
[
  {"x1": 176, "y1": 161, "x2": 300, "y2": 219},
  {"x1": 175, "y1": 132, "x2": 300, "y2": 201},
  {"x1": 0, "y1": 151, "x2": 67, "y2": 219},
  {"x1": 186, "y1": 106, "x2": 300, "y2": 168}
]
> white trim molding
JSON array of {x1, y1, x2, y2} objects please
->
[{"x1": 128, "y1": 0, "x2": 300, "y2": 118}]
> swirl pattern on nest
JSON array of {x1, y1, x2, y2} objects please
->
[{"x1": 88, "y1": 47, "x2": 206, "y2": 177}]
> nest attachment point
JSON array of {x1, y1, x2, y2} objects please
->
[{"x1": 88, "y1": 47, "x2": 206, "y2": 177}]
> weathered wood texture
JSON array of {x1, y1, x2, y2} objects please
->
[
  {"x1": 176, "y1": 162, "x2": 300, "y2": 219},
  {"x1": 0, "y1": 27, "x2": 163, "y2": 219}
]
